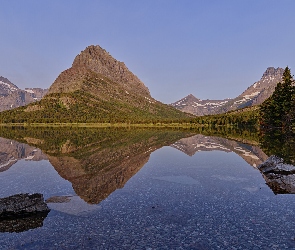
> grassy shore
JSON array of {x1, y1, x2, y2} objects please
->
[{"x1": 0, "y1": 122, "x2": 204, "y2": 128}]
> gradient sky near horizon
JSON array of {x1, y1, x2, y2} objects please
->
[{"x1": 1, "y1": 0, "x2": 295, "y2": 104}]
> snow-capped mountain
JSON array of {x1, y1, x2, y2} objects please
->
[
  {"x1": 0, "y1": 77, "x2": 19, "y2": 96},
  {"x1": 171, "y1": 67, "x2": 284, "y2": 116},
  {"x1": 171, "y1": 94, "x2": 233, "y2": 116},
  {"x1": 0, "y1": 77, "x2": 48, "y2": 111}
]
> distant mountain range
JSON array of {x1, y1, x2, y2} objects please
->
[
  {"x1": 0, "y1": 45, "x2": 191, "y2": 123},
  {"x1": 0, "y1": 76, "x2": 48, "y2": 112},
  {"x1": 171, "y1": 67, "x2": 284, "y2": 116}
]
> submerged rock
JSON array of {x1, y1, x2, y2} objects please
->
[
  {"x1": 0, "y1": 193, "x2": 50, "y2": 219},
  {"x1": 258, "y1": 156, "x2": 295, "y2": 194}
]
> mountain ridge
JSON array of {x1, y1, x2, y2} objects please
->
[
  {"x1": 0, "y1": 76, "x2": 48, "y2": 112},
  {"x1": 171, "y1": 67, "x2": 284, "y2": 116}
]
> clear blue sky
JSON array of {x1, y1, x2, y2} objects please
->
[{"x1": 1, "y1": 0, "x2": 295, "y2": 103}]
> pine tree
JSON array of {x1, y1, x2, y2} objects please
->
[{"x1": 260, "y1": 66, "x2": 294, "y2": 129}]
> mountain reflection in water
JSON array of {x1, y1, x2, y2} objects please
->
[
  {"x1": 0, "y1": 127, "x2": 194, "y2": 204},
  {"x1": 0, "y1": 126, "x2": 295, "y2": 204}
]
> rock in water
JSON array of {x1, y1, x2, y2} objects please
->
[
  {"x1": 0, "y1": 193, "x2": 50, "y2": 219},
  {"x1": 258, "y1": 155, "x2": 295, "y2": 174},
  {"x1": 258, "y1": 155, "x2": 295, "y2": 194}
]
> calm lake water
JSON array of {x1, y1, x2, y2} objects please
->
[{"x1": 0, "y1": 127, "x2": 295, "y2": 249}]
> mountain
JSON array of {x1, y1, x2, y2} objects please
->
[
  {"x1": 0, "y1": 45, "x2": 192, "y2": 123},
  {"x1": 171, "y1": 94, "x2": 233, "y2": 116},
  {"x1": 171, "y1": 67, "x2": 284, "y2": 116},
  {"x1": 0, "y1": 76, "x2": 48, "y2": 112}
]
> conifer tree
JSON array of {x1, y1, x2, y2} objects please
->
[{"x1": 260, "y1": 66, "x2": 294, "y2": 129}]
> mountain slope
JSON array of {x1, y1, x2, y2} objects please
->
[
  {"x1": 0, "y1": 76, "x2": 48, "y2": 112},
  {"x1": 0, "y1": 45, "x2": 192, "y2": 123},
  {"x1": 172, "y1": 67, "x2": 284, "y2": 116},
  {"x1": 171, "y1": 94, "x2": 232, "y2": 116}
]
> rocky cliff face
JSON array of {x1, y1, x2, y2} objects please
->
[
  {"x1": 171, "y1": 67, "x2": 284, "y2": 116},
  {"x1": 0, "y1": 77, "x2": 48, "y2": 112},
  {"x1": 48, "y1": 45, "x2": 150, "y2": 97}
]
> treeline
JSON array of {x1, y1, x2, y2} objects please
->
[{"x1": 192, "y1": 106, "x2": 259, "y2": 128}]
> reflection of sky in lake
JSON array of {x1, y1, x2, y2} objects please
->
[
  {"x1": 0, "y1": 160, "x2": 74, "y2": 199},
  {"x1": 1, "y1": 144, "x2": 295, "y2": 249}
]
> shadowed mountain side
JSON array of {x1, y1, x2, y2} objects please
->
[
  {"x1": 0, "y1": 127, "x2": 194, "y2": 204},
  {"x1": 171, "y1": 134, "x2": 268, "y2": 168}
]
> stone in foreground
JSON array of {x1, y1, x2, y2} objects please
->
[
  {"x1": 0, "y1": 193, "x2": 50, "y2": 219},
  {"x1": 258, "y1": 155, "x2": 295, "y2": 194}
]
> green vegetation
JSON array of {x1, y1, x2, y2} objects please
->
[
  {"x1": 0, "y1": 67, "x2": 293, "y2": 132},
  {"x1": 0, "y1": 126, "x2": 194, "y2": 159},
  {"x1": 0, "y1": 91, "x2": 191, "y2": 124},
  {"x1": 260, "y1": 66, "x2": 295, "y2": 130},
  {"x1": 192, "y1": 106, "x2": 259, "y2": 128}
]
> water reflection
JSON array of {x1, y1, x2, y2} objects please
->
[
  {"x1": 1, "y1": 127, "x2": 295, "y2": 248},
  {"x1": 0, "y1": 127, "x2": 194, "y2": 204},
  {"x1": 1, "y1": 126, "x2": 295, "y2": 199},
  {"x1": 0, "y1": 137, "x2": 47, "y2": 172},
  {"x1": 171, "y1": 134, "x2": 268, "y2": 168},
  {"x1": 0, "y1": 213, "x2": 49, "y2": 233}
]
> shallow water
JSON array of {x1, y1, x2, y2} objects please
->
[{"x1": 0, "y1": 129, "x2": 295, "y2": 249}]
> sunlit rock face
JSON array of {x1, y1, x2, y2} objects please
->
[
  {"x1": 48, "y1": 45, "x2": 150, "y2": 98},
  {"x1": 258, "y1": 156, "x2": 295, "y2": 194}
]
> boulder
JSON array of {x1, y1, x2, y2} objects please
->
[
  {"x1": 0, "y1": 193, "x2": 50, "y2": 219},
  {"x1": 258, "y1": 156, "x2": 295, "y2": 194},
  {"x1": 258, "y1": 155, "x2": 295, "y2": 175}
]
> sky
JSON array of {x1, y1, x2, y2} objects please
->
[{"x1": 1, "y1": 0, "x2": 295, "y2": 104}]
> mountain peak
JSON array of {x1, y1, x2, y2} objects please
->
[
  {"x1": 172, "y1": 66, "x2": 284, "y2": 116},
  {"x1": 262, "y1": 67, "x2": 284, "y2": 79},
  {"x1": 187, "y1": 94, "x2": 197, "y2": 99},
  {"x1": 48, "y1": 45, "x2": 150, "y2": 97}
]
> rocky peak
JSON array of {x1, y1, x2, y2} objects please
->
[
  {"x1": 66, "y1": 45, "x2": 150, "y2": 97},
  {"x1": 186, "y1": 94, "x2": 199, "y2": 100},
  {"x1": 0, "y1": 76, "x2": 19, "y2": 96},
  {"x1": 173, "y1": 67, "x2": 285, "y2": 116},
  {"x1": 261, "y1": 67, "x2": 284, "y2": 79}
]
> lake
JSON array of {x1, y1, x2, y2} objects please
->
[{"x1": 0, "y1": 127, "x2": 295, "y2": 249}]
